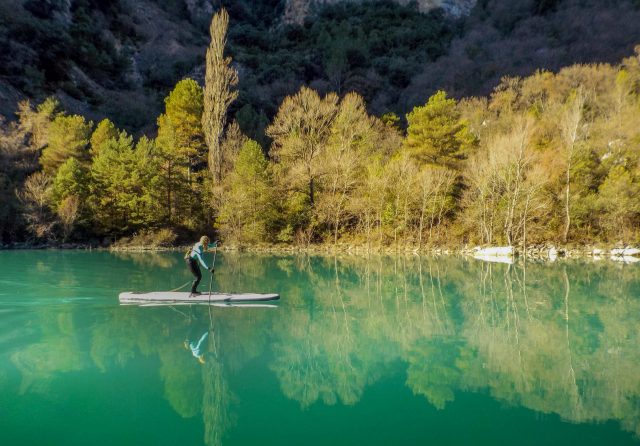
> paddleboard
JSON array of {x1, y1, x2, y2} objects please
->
[
  {"x1": 122, "y1": 302, "x2": 279, "y2": 308},
  {"x1": 119, "y1": 291, "x2": 279, "y2": 304}
]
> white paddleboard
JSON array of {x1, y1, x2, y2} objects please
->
[{"x1": 119, "y1": 291, "x2": 279, "y2": 304}]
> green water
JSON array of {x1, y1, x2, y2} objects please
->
[{"x1": 0, "y1": 251, "x2": 639, "y2": 446}]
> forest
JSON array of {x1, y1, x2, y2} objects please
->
[
  {"x1": 0, "y1": 0, "x2": 640, "y2": 250},
  {"x1": 1, "y1": 40, "x2": 639, "y2": 249}
]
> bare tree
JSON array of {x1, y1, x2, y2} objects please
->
[
  {"x1": 560, "y1": 87, "x2": 587, "y2": 244},
  {"x1": 202, "y1": 8, "x2": 238, "y2": 183},
  {"x1": 57, "y1": 195, "x2": 80, "y2": 241},
  {"x1": 18, "y1": 172, "x2": 55, "y2": 239},
  {"x1": 267, "y1": 87, "x2": 338, "y2": 208}
]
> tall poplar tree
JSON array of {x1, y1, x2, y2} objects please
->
[{"x1": 202, "y1": 8, "x2": 238, "y2": 183}]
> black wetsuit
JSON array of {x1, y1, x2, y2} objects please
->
[
  {"x1": 186, "y1": 257, "x2": 202, "y2": 293},
  {"x1": 186, "y1": 241, "x2": 210, "y2": 294}
]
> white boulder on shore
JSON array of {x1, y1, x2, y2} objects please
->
[{"x1": 473, "y1": 246, "x2": 514, "y2": 257}]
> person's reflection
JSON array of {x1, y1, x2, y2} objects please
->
[{"x1": 184, "y1": 308, "x2": 212, "y2": 364}]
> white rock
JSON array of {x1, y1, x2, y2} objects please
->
[{"x1": 475, "y1": 246, "x2": 513, "y2": 257}]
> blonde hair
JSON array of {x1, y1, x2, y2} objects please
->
[{"x1": 200, "y1": 235, "x2": 210, "y2": 245}]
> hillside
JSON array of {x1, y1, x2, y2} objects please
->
[{"x1": 1, "y1": 0, "x2": 640, "y2": 138}]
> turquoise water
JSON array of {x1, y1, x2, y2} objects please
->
[{"x1": 0, "y1": 250, "x2": 639, "y2": 446}]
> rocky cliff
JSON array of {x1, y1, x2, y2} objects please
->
[{"x1": 283, "y1": 0, "x2": 476, "y2": 23}]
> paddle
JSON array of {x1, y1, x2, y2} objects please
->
[{"x1": 207, "y1": 240, "x2": 219, "y2": 300}]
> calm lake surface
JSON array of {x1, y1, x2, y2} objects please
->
[{"x1": 0, "y1": 250, "x2": 639, "y2": 446}]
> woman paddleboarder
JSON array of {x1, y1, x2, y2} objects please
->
[{"x1": 185, "y1": 236, "x2": 216, "y2": 296}]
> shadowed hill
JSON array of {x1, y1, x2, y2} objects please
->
[{"x1": 1, "y1": 0, "x2": 639, "y2": 134}]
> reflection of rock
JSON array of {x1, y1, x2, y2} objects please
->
[
  {"x1": 473, "y1": 254, "x2": 514, "y2": 264},
  {"x1": 611, "y1": 247, "x2": 640, "y2": 257},
  {"x1": 610, "y1": 255, "x2": 640, "y2": 264}
]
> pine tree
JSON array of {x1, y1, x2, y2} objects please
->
[
  {"x1": 90, "y1": 133, "x2": 161, "y2": 234},
  {"x1": 90, "y1": 119, "x2": 119, "y2": 156},
  {"x1": 404, "y1": 91, "x2": 476, "y2": 167},
  {"x1": 218, "y1": 140, "x2": 275, "y2": 243},
  {"x1": 156, "y1": 79, "x2": 206, "y2": 229},
  {"x1": 40, "y1": 114, "x2": 93, "y2": 175}
]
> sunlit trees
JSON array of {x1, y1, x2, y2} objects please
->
[
  {"x1": 3, "y1": 50, "x2": 640, "y2": 246},
  {"x1": 316, "y1": 93, "x2": 376, "y2": 244},
  {"x1": 16, "y1": 97, "x2": 58, "y2": 151},
  {"x1": 462, "y1": 117, "x2": 547, "y2": 246},
  {"x1": 90, "y1": 134, "x2": 162, "y2": 234},
  {"x1": 268, "y1": 87, "x2": 338, "y2": 208}
]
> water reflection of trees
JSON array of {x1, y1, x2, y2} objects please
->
[
  {"x1": 6, "y1": 252, "x2": 640, "y2": 440},
  {"x1": 268, "y1": 255, "x2": 640, "y2": 437}
]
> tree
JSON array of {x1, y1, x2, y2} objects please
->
[
  {"x1": 90, "y1": 119, "x2": 119, "y2": 155},
  {"x1": 156, "y1": 79, "x2": 207, "y2": 229},
  {"x1": 462, "y1": 116, "x2": 546, "y2": 246},
  {"x1": 202, "y1": 8, "x2": 238, "y2": 182},
  {"x1": 317, "y1": 93, "x2": 375, "y2": 244},
  {"x1": 559, "y1": 87, "x2": 587, "y2": 243},
  {"x1": 162, "y1": 78, "x2": 206, "y2": 167},
  {"x1": 51, "y1": 157, "x2": 90, "y2": 235},
  {"x1": 217, "y1": 140, "x2": 275, "y2": 243},
  {"x1": 415, "y1": 166, "x2": 457, "y2": 248},
  {"x1": 18, "y1": 172, "x2": 55, "y2": 239},
  {"x1": 16, "y1": 97, "x2": 59, "y2": 151},
  {"x1": 597, "y1": 166, "x2": 640, "y2": 240},
  {"x1": 0, "y1": 116, "x2": 39, "y2": 241},
  {"x1": 40, "y1": 114, "x2": 93, "y2": 175},
  {"x1": 90, "y1": 133, "x2": 161, "y2": 234},
  {"x1": 267, "y1": 87, "x2": 338, "y2": 209},
  {"x1": 404, "y1": 91, "x2": 476, "y2": 167},
  {"x1": 57, "y1": 195, "x2": 80, "y2": 241}
]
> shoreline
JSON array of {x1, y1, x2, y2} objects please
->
[{"x1": 1, "y1": 241, "x2": 638, "y2": 263}]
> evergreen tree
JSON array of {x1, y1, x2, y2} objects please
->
[
  {"x1": 404, "y1": 91, "x2": 476, "y2": 167},
  {"x1": 90, "y1": 133, "x2": 161, "y2": 234},
  {"x1": 40, "y1": 114, "x2": 93, "y2": 175},
  {"x1": 90, "y1": 119, "x2": 119, "y2": 155},
  {"x1": 156, "y1": 79, "x2": 207, "y2": 230},
  {"x1": 51, "y1": 157, "x2": 89, "y2": 222},
  {"x1": 218, "y1": 140, "x2": 275, "y2": 243}
]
